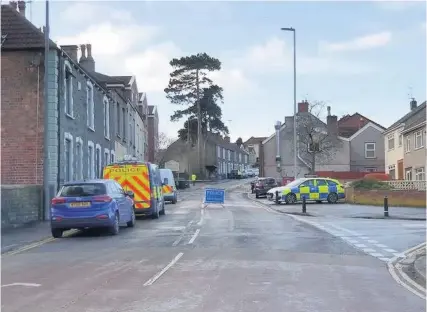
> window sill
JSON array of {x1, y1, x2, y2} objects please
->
[
  {"x1": 364, "y1": 156, "x2": 376, "y2": 159},
  {"x1": 88, "y1": 126, "x2": 95, "y2": 132},
  {"x1": 65, "y1": 113, "x2": 75, "y2": 119},
  {"x1": 414, "y1": 146, "x2": 424, "y2": 150},
  {"x1": 105, "y1": 136, "x2": 110, "y2": 141}
]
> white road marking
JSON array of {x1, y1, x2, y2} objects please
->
[
  {"x1": 368, "y1": 252, "x2": 384, "y2": 258},
  {"x1": 347, "y1": 239, "x2": 359, "y2": 244},
  {"x1": 143, "y1": 253, "x2": 184, "y2": 287},
  {"x1": 188, "y1": 229, "x2": 201, "y2": 244},
  {"x1": 354, "y1": 243, "x2": 367, "y2": 248},
  {"x1": 197, "y1": 209, "x2": 205, "y2": 226},
  {"x1": 375, "y1": 243, "x2": 388, "y2": 248},
  {"x1": 2, "y1": 283, "x2": 41, "y2": 288},
  {"x1": 367, "y1": 239, "x2": 379, "y2": 244},
  {"x1": 379, "y1": 257, "x2": 391, "y2": 262},
  {"x1": 360, "y1": 236, "x2": 369, "y2": 240},
  {"x1": 384, "y1": 248, "x2": 398, "y2": 253},
  {"x1": 363, "y1": 248, "x2": 377, "y2": 253}
]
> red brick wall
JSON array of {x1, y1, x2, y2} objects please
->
[
  {"x1": 1, "y1": 50, "x2": 44, "y2": 185},
  {"x1": 346, "y1": 187, "x2": 426, "y2": 208},
  {"x1": 316, "y1": 171, "x2": 386, "y2": 179}
]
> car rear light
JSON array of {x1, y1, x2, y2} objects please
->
[
  {"x1": 96, "y1": 214, "x2": 109, "y2": 219},
  {"x1": 93, "y1": 195, "x2": 113, "y2": 203},
  {"x1": 51, "y1": 197, "x2": 66, "y2": 205}
]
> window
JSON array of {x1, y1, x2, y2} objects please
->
[
  {"x1": 415, "y1": 167, "x2": 425, "y2": 181},
  {"x1": 415, "y1": 130, "x2": 424, "y2": 149},
  {"x1": 104, "y1": 148, "x2": 110, "y2": 166},
  {"x1": 88, "y1": 141, "x2": 95, "y2": 179},
  {"x1": 239, "y1": 153, "x2": 242, "y2": 162},
  {"x1": 398, "y1": 133, "x2": 403, "y2": 147},
  {"x1": 122, "y1": 107, "x2": 126, "y2": 140},
  {"x1": 364, "y1": 142, "x2": 376, "y2": 158},
  {"x1": 222, "y1": 148, "x2": 225, "y2": 159},
  {"x1": 116, "y1": 104, "x2": 121, "y2": 136},
  {"x1": 64, "y1": 133, "x2": 73, "y2": 182},
  {"x1": 365, "y1": 167, "x2": 377, "y2": 172},
  {"x1": 326, "y1": 180, "x2": 338, "y2": 187},
  {"x1": 132, "y1": 118, "x2": 136, "y2": 144},
  {"x1": 316, "y1": 179, "x2": 328, "y2": 186},
  {"x1": 405, "y1": 168, "x2": 412, "y2": 180},
  {"x1": 228, "y1": 150, "x2": 231, "y2": 161},
  {"x1": 86, "y1": 81, "x2": 94, "y2": 130},
  {"x1": 300, "y1": 179, "x2": 315, "y2": 187},
  {"x1": 95, "y1": 144, "x2": 101, "y2": 178},
  {"x1": 75, "y1": 137, "x2": 83, "y2": 180},
  {"x1": 405, "y1": 136, "x2": 411, "y2": 153},
  {"x1": 387, "y1": 134, "x2": 395, "y2": 150},
  {"x1": 103, "y1": 97, "x2": 110, "y2": 139},
  {"x1": 217, "y1": 146, "x2": 220, "y2": 157},
  {"x1": 64, "y1": 63, "x2": 73, "y2": 117},
  {"x1": 110, "y1": 151, "x2": 115, "y2": 163}
]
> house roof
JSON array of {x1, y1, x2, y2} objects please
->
[
  {"x1": 1, "y1": 4, "x2": 58, "y2": 50},
  {"x1": 402, "y1": 104, "x2": 426, "y2": 133},
  {"x1": 337, "y1": 113, "x2": 385, "y2": 138},
  {"x1": 244, "y1": 136, "x2": 268, "y2": 145},
  {"x1": 148, "y1": 105, "x2": 156, "y2": 115},
  {"x1": 207, "y1": 133, "x2": 249, "y2": 154},
  {"x1": 90, "y1": 72, "x2": 133, "y2": 86},
  {"x1": 385, "y1": 101, "x2": 426, "y2": 134}
]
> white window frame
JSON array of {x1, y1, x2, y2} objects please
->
[
  {"x1": 64, "y1": 132, "x2": 73, "y2": 181},
  {"x1": 103, "y1": 96, "x2": 110, "y2": 140},
  {"x1": 87, "y1": 80, "x2": 95, "y2": 131},
  {"x1": 228, "y1": 150, "x2": 231, "y2": 161},
  {"x1": 222, "y1": 148, "x2": 225, "y2": 159},
  {"x1": 387, "y1": 134, "x2": 395, "y2": 150},
  {"x1": 405, "y1": 168, "x2": 412, "y2": 181},
  {"x1": 217, "y1": 145, "x2": 220, "y2": 158},
  {"x1": 95, "y1": 144, "x2": 102, "y2": 178},
  {"x1": 110, "y1": 150, "x2": 115, "y2": 163},
  {"x1": 365, "y1": 167, "x2": 377, "y2": 172},
  {"x1": 88, "y1": 141, "x2": 95, "y2": 179},
  {"x1": 104, "y1": 148, "x2": 110, "y2": 166},
  {"x1": 405, "y1": 136, "x2": 411, "y2": 153},
  {"x1": 414, "y1": 130, "x2": 424, "y2": 149},
  {"x1": 415, "y1": 167, "x2": 425, "y2": 181},
  {"x1": 398, "y1": 132, "x2": 403, "y2": 147},
  {"x1": 75, "y1": 137, "x2": 83, "y2": 180},
  {"x1": 239, "y1": 153, "x2": 242, "y2": 162},
  {"x1": 64, "y1": 61, "x2": 74, "y2": 118},
  {"x1": 364, "y1": 142, "x2": 376, "y2": 159}
]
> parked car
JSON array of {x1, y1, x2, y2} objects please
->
[
  {"x1": 254, "y1": 177, "x2": 278, "y2": 198},
  {"x1": 160, "y1": 168, "x2": 178, "y2": 204},
  {"x1": 50, "y1": 179, "x2": 136, "y2": 238}
]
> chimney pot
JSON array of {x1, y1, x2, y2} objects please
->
[
  {"x1": 298, "y1": 101, "x2": 309, "y2": 113},
  {"x1": 410, "y1": 98, "x2": 417, "y2": 111},
  {"x1": 17, "y1": 1, "x2": 26, "y2": 16},
  {"x1": 61, "y1": 45, "x2": 79, "y2": 63},
  {"x1": 327, "y1": 106, "x2": 331, "y2": 116},
  {"x1": 79, "y1": 44, "x2": 86, "y2": 63},
  {"x1": 10, "y1": 1, "x2": 18, "y2": 9}
]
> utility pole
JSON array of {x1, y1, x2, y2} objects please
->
[
  {"x1": 196, "y1": 69, "x2": 202, "y2": 176},
  {"x1": 43, "y1": 0, "x2": 50, "y2": 220}
]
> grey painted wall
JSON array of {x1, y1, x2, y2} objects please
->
[{"x1": 349, "y1": 125, "x2": 385, "y2": 171}]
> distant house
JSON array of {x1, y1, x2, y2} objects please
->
[
  {"x1": 384, "y1": 99, "x2": 426, "y2": 180},
  {"x1": 243, "y1": 137, "x2": 267, "y2": 167},
  {"x1": 261, "y1": 101, "x2": 386, "y2": 179},
  {"x1": 162, "y1": 134, "x2": 249, "y2": 178}
]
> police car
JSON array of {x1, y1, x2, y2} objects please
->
[{"x1": 266, "y1": 177, "x2": 345, "y2": 204}]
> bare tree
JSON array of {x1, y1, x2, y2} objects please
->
[
  {"x1": 154, "y1": 132, "x2": 175, "y2": 165},
  {"x1": 295, "y1": 101, "x2": 342, "y2": 174}
]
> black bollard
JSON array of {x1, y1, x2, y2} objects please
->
[
  {"x1": 302, "y1": 196, "x2": 306, "y2": 213},
  {"x1": 275, "y1": 191, "x2": 279, "y2": 204},
  {"x1": 384, "y1": 196, "x2": 389, "y2": 217}
]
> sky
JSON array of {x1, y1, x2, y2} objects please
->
[{"x1": 22, "y1": 0, "x2": 427, "y2": 143}]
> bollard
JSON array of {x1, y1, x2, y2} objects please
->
[
  {"x1": 302, "y1": 196, "x2": 306, "y2": 213},
  {"x1": 384, "y1": 196, "x2": 389, "y2": 217},
  {"x1": 275, "y1": 191, "x2": 279, "y2": 204}
]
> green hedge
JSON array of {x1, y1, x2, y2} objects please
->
[{"x1": 351, "y1": 178, "x2": 393, "y2": 190}]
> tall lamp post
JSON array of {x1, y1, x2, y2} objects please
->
[
  {"x1": 281, "y1": 27, "x2": 297, "y2": 179},
  {"x1": 43, "y1": 0, "x2": 51, "y2": 220}
]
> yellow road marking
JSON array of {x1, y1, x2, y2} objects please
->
[{"x1": 2, "y1": 229, "x2": 79, "y2": 257}]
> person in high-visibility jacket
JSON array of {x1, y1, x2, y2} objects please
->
[{"x1": 191, "y1": 174, "x2": 196, "y2": 186}]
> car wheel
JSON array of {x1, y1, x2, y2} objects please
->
[
  {"x1": 160, "y1": 202, "x2": 166, "y2": 215},
  {"x1": 172, "y1": 196, "x2": 177, "y2": 204},
  {"x1": 255, "y1": 193, "x2": 259, "y2": 198},
  {"x1": 152, "y1": 204, "x2": 160, "y2": 219},
  {"x1": 327, "y1": 192, "x2": 338, "y2": 204},
  {"x1": 127, "y1": 208, "x2": 136, "y2": 227},
  {"x1": 316, "y1": 200, "x2": 322, "y2": 204},
  {"x1": 51, "y1": 228, "x2": 63, "y2": 238},
  {"x1": 110, "y1": 212, "x2": 120, "y2": 235},
  {"x1": 285, "y1": 193, "x2": 297, "y2": 204}
]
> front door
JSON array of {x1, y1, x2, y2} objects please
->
[{"x1": 397, "y1": 160, "x2": 404, "y2": 180}]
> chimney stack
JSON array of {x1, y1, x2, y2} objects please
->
[
  {"x1": 10, "y1": 1, "x2": 18, "y2": 10},
  {"x1": 327, "y1": 114, "x2": 338, "y2": 136},
  {"x1": 297, "y1": 100, "x2": 309, "y2": 113},
  {"x1": 327, "y1": 106, "x2": 331, "y2": 116},
  {"x1": 410, "y1": 98, "x2": 417, "y2": 111},
  {"x1": 224, "y1": 136, "x2": 230, "y2": 143},
  {"x1": 17, "y1": 1, "x2": 26, "y2": 16},
  {"x1": 79, "y1": 44, "x2": 87, "y2": 63},
  {"x1": 61, "y1": 45, "x2": 79, "y2": 63},
  {"x1": 79, "y1": 43, "x2": 95, "y2": 72}
]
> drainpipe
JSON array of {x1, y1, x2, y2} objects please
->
[{"x1": 274, "y1": 121, "x2": 281, "y2": 174}]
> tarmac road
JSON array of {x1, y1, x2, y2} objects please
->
[{"x1": 1, "y1": 181, "x2": 425, "y2": 312}]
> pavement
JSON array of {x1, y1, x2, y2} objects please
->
[{"x1": 1, "y1": 179, "x2": 425, "y2": 311}]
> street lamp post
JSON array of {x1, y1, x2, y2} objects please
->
[{"x1": 281, "y1": 27, "x2": 297, "y2": 179}]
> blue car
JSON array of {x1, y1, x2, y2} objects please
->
[{"x1": 50, "y1": 179, "x2": 136, "y2": 238}]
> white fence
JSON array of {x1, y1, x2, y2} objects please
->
[{"x1": 385, "y1": 180, "x2": 426, "y2": 191}]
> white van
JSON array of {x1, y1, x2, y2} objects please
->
[{"x1": 159, "y1": 169, "x2": 178, "y2": 204}]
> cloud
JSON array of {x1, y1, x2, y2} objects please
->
[
  {"x1": 319, "y1": 32, "x2": 392, "y2": 53},
  {"x1": 210, "y1": 68, "x2": 256, "y2": 93},
  {"x1": 374, "y1": 0, "x2": 425, "y2": 11},
  {"x1": 237, "y1": 37, "x2": 375, "y2": 76}
]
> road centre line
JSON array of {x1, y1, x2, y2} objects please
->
[
  {"x1": 188, "y1": 229, "x2": 200, "y2": 244},
  {"x1": 143, "y1": 252, "x2": 184, "y2": 287}
]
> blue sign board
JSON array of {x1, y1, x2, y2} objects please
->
[{"x1": 204, "y1": 188, "x2": 225, "y2": 204}]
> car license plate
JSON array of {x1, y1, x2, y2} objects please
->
[{"x1": 69, "y1": 202, "x2": 91, "y2": 208}]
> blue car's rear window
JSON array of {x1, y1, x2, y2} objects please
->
[{"x1": 59, "y1": 183, "x2": 106, "y2": 197}]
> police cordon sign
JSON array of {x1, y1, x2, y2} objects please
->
[{"x1": 203, "y1": 188, "x2": 225, "y2": 208}]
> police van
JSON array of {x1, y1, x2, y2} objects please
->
[
  {"x1": 103, "y1": 156, "x2": 165, "y2": 218},
  {"x1": 159, "y1": 168, "x2": 178, "y2": 204}
]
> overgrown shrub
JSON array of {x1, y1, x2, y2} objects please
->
[{"x1": 351, "y1": 178, "x2": 393, "y2": 190}]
